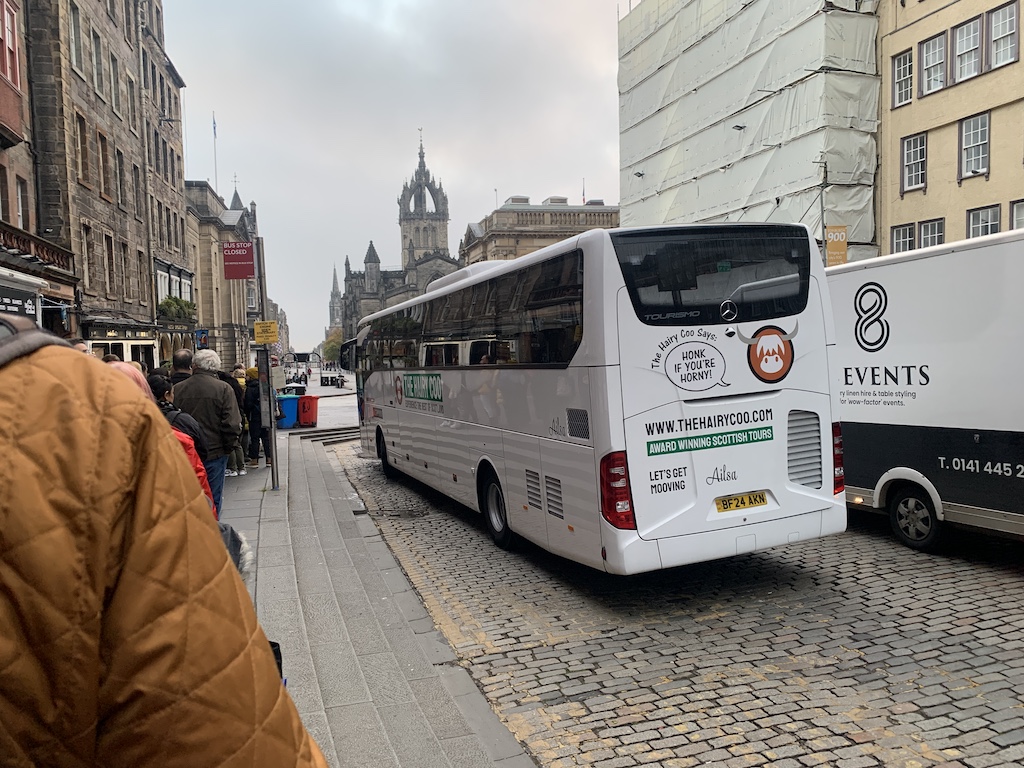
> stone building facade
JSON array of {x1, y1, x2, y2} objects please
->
[
  {"x1": 878, "y1": 0, "x2": 1023, "y2": 252},
  {"x1": 27, "y1": 0, "x2": 191, "y2": 367},
  {"x1": 0, "y1": 3, "x2": 77, "y2": 332},
  {"x1": 338, "y1": 142, "x2": 459, "y2": 340},
  {"x1": 184, "y1": 182, "x2": 257, "y2": 370},
  {"x1": 459, "y1": 196, "x2": 620, "y2": 265}
]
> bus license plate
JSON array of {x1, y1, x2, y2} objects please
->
[{"x1": 715, "y1": 491, "x2": 768, "y2": 513}]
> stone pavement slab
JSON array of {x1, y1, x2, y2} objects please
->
[{"x1": 219, "y1": 428, "x2": 533, "y2": 768}]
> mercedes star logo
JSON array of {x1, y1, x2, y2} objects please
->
[{"x1": 720, "y1": 300, "x2": 738, "y2": 322}]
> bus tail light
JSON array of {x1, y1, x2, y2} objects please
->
[
  {"x1": 832, "y1": 422, "x2": 845, "y2": 495},
  {"x1": 600, "y1": 451, "x2": 636, "y2": 530}
]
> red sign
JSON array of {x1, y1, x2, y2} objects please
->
[{"x1": 223, "y1": 241, "x2": 255, "y2": 279}]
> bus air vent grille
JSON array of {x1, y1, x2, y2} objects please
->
[
  {"x1": 787, "y1": 410, "x2": 822, "y2": 489},
  {"x1": 526, "y1": 470, "x2": 543, "y2": 509},
  {"x1": 545, "y1": 476, "x2": 564, "y2": 519},
  {"x1": 567, "y1": 409, "x2": 590, "y2": 439}
]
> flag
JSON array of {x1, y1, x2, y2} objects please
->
[{"x1": 212, "y1": 112, "x2": 217, "y2": 139}]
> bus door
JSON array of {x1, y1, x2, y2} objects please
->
[{"x1": 610, "y1": 226, "x2": 836, "y2": 542}]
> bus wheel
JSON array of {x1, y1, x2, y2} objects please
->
[
  {"x1": 888, "y1": 485, "x2": 941, "y2": 552},
  {"x1": 480, "y1": 470, "x2": 513, "y2": 550},
  {"x1": 377, "y1": 429, "x2": 396, "y2": 480}
]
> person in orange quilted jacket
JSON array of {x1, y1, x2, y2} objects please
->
[{"x1": 0, "y1": 329, "x2": 327, "y2": 767}]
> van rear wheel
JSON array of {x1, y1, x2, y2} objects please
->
[
  {"x1": 480, "y1": 470, "x2": 513, "y2": 550},
  {"x1": 888, "y1": 486, "x2": 941, "y2": 551}
]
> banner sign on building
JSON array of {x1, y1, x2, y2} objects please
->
[
  {"x1": 223, "y1": 241, "x2": 256, "y2": 279},
  {"x1": 826, "y1": 226, "x2": 849, "y2": 266},
  {"x1": 0, "y1": 285, "x2": 38, "y2": 318}
]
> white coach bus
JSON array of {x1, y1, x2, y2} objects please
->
[{"x1": 354, "y1": 224, "x2": 846, "y2": 575}]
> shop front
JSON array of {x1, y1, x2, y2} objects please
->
[{"x1": 82, "y1": 317, "x2": 157, "y2": 369}]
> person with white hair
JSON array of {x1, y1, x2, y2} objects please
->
[{"x1": 172, "y1": 349, "x2": 241, "y2": 514}]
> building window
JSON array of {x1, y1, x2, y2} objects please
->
[
  {"x1": 921, "y1": 34, "x2": 946, "y2": 94},
  {"x1": 1012, "y1": 200, "x2": 1024, "y2": 229},
  {"x1": 109, "y1": 53, "x2": 121, "y2": 114},
  {"x1": 75, "y1": 113, "x2": 89, "y2": 182},
  {"x1": 968, "y1": 205, "x2": 1000, "y2": 237},
  {"x1": 960, "y1": 113, "x2": 989, "y2": 178},
  {"x1": 954, "y1": 19, "x2": 981, "y2": 82},
  {"x1": 891, "y1": 224, "x2": 915, "y2": 253},
  {"x1": 0, "y1": 165, "x2": 8, "y2": 222},
  {"x1": 81, "y1": 224, "x2": 92, "y2": 288},
  {"x1": 247, "y1": 285, "x2": 257, "y2": 310},
  {"x1": 919, "y1": 219, "x2": 945, "y2": 247},
  {"x1": 893, "y1": 50, "x2": 912, "y2": 107},
  {"x1": 0, "y1": 4, "x2": 18, "y2": 86},
  {"x1": 157, "y1": 271, "x2": 169, "y2": 302},
  {"x1": 170, "y1": 274, "x2": 180, "y2": 299},
  {"x1": 97, "y1": 132, "x2": 111, "y2": 198},
  {"x1": 91, "y1": 29, "x2": 104, "y2": 97},
  {"x1": 137, "y1": 250, "x2": 147, "y2": 303},
  {"x1": 182, "y1": 278, "x2": 192, "y2": 302},
  {"x1": 902, "y1": 134, "x2": 926, "y2": 192},
  {"x1": 70, "y1": 2, "x2": 84, "y2": 71},
  {"x1": 121, "y1": 242, "x2": 130, "y2": 299},
  {"x1": 126, "y1": 76, "x2": 137, "y2": 130},
  {"x1": 990, "y1": 3, "x2": 1018, "y2": 69},
  {"x1": 15, "y1": 176, "x2": 27, "y2": 229},
  {"x1": 104, "y1": 234, "x2": 115, "y2": 294},
  {"x1": 132, "y1": 164, "x2": 142, "y2": 217},
  {"x1": 141, "y1": 49, "x2": 148, "y2": 88},
  {"x1": 115, "y1": 149, "x2": 125, "y2": 205},
  {"x1": 123, "y1": 0, "x2": 134, "y2": 44}
]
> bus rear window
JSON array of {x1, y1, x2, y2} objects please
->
[{"x1": 611, "y1": 226, "x2": 810, "y2": 326}]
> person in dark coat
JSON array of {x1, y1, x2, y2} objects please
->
[
  {"x1": 244, "y1": 367, "x2": 272, "y2": 468},
  {"x1": 169, "y1": 348, "x2": 193, "y2": 386},
  {"x1": 218, "y1": 370, "x2": 246, "y2": 476},
  {"x1": 148, "y1": 374, "x2": 209, "y2": 463}
]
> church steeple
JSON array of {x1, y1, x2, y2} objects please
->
[
  {"x1": 332, "y1": 265, "x2": 340, "y2": 293},
  {"x1": 398, "y1": 136, "x2": 450, "y2": 271}
]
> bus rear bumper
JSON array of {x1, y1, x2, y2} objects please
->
[
  {"x1": 601, "y1": 503, "x2": 846, "y2": 575},
  {"x1": 658, "y1": 504, "x2": 846, "y2": 571}
]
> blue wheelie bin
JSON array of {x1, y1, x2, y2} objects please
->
[{"x1": 276, "y1": 394, "x2": 300, "y2": 429}]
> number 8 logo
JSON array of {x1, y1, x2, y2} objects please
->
[{"x1": 854, "y1": 282, "x2": 890, "y2": 353}]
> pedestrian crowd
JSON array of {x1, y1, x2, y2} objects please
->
[{"x1": 0, "y1": 320, "x2": 324, "y2": 766}]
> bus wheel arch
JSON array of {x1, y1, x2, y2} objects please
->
[
  {"x1": 887, "y1": 481, "x2": 942, "y2": 552},
  {"x1": 477, "y1": 462, "x2": 513, "y2": 550}
]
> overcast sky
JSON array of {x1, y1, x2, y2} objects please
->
[{"x1": 164, "y1": 0, "x2": 625, "y2": 351}]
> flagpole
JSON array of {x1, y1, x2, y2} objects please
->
[{"x1": 213, "y1": 111, "x2": 219, "y2": 192}]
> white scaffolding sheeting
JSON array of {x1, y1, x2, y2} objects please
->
[{"x1": 619, "y1": 0, "x2": 879, "y2": 253}]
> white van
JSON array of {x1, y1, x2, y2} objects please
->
[{"x1": 827, "y1": 229, "x2": 1024, "y2": 550}]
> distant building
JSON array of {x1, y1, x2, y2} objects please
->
[
  {"x1": 878, "y1": 0, "x2": 1023, "y2": 252},
  {"x1": 459, "y1": 196, "x2": 619, "y2": 265},
  {"x1": 184, "y1": 182, "x2": 260, "y2": 369},
  {"x1": 338, "y1": 142, "x2": 459, "y2": 340}
]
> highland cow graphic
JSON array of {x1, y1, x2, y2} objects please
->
[{"x1": 736, "y1": 322, "x2": 797, "y2": 383}]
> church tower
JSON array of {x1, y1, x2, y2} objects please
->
[
  {"x1": 398, "y1": 139, "x2": 450, "y2": 270},
  {"x1": 328, "y1": 265, "x2": 344, "y2": 330}
]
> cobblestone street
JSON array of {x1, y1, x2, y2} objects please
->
[{"x1": 335, "y1": 443, "x2": 1024, "y2": 768}]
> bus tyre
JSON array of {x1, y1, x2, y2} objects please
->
[
  {"x1": 480, "y1": 470, "x2": 513, "y2": 550},
  {"x1": 377, "y1": 430, "x2": 397, "y2": 480},
  {"x1": 888, "y1": 485, "x2": 941, "y2": 552}
]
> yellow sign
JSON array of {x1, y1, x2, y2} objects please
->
[
  {"x1": 253, "y1": 321, "x2": 279, "y2": 344},
  {"x1": 826, "y1": 225, "x2": 848, "y2": 266}
]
